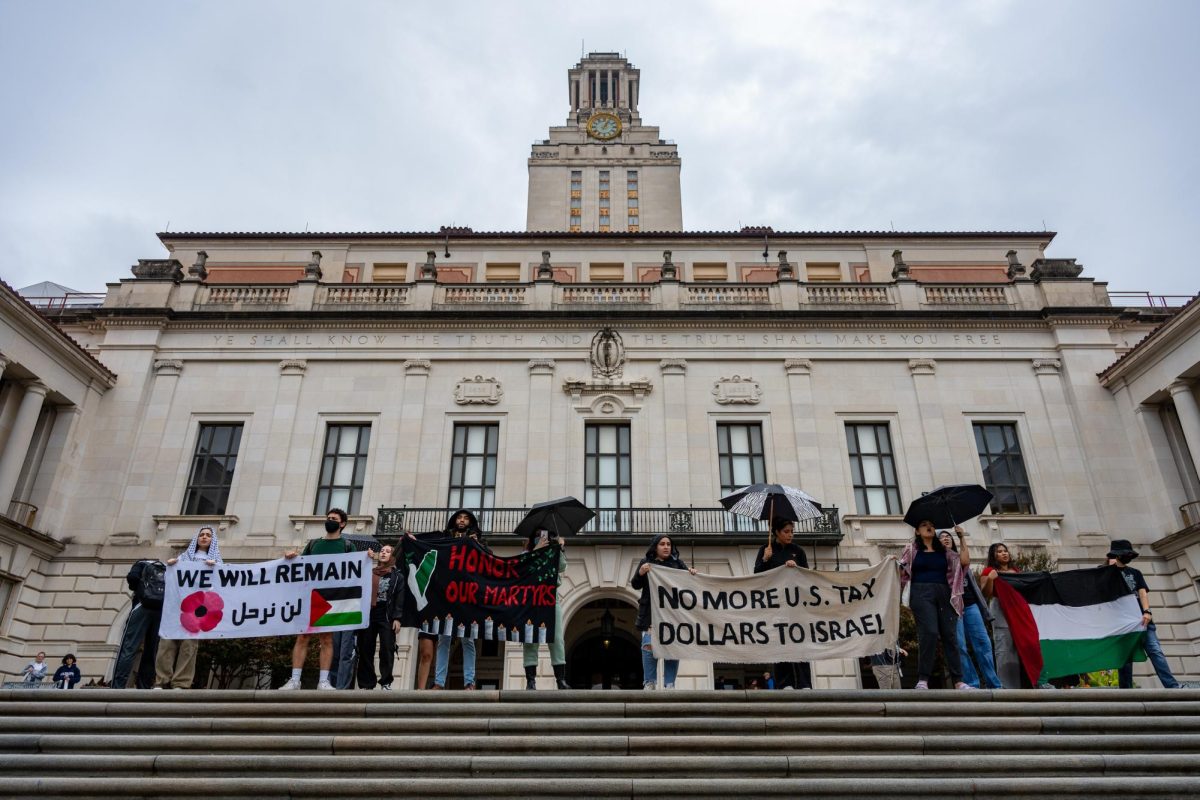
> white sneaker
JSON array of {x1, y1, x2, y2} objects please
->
[
  {"x1": 642, "y1": 682, "x2": 657, "y2": 690},
  {"x1": 278, "y1": 678, "x2": 302, "y2": 690},
  {"x1": 380, "y1": 684, "x2": 393, "y2": 691},
  {"x1": 914, "y1": 680, "x2": 929, "y2": 690},
  {"x1": 317, "y1": 679, "x2": 335, "y2": 690}
]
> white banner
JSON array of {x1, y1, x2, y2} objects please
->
[
  {"x1": 647, "y1": 561, "x2": 899, "y2": 663},
  {"x1": 159, "y1": 552, "x2": 371, "y2": 639}
]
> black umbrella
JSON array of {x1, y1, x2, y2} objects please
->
[
  {"x1": 719, "y1": 483, "x2": 823, "y2": 523},
  {"x1": 903, "y1": 484, "x2": 994, "y2": 529},
  {"x1": 514, "y1": 497, "x2": 596, "y2": 538}
]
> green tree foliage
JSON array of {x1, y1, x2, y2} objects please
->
[{"x1": 194, "y1": 636, "x2": 314, "y2": 689}]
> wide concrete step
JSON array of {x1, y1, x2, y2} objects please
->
[{"x1": 3, "y1": 775, "x2": 1199, "y2": 798}]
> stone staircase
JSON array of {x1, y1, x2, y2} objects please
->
[{"x1": 2, "y1": 688, "x2": 1199, "y2": 798}]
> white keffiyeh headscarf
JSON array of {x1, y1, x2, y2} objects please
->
[{"x1": 181, "y1": 526, "x2": 223, "y2": 564}]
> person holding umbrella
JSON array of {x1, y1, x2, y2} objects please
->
[
  {"x1": 631, "y1": 534, "x2": 696, "y2": 689},
  {"x1": 897, "y1": 520, "x2": 971, "y2": 690},
  {"x1": 514, "y1": 498, "x2": 594, "y2": 690},
  {"x1": 754, "y1": 517, "x2": 812, "y2": 689}
]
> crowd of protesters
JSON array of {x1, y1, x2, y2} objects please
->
[{"x1": 73, "y1": 505, "x2": 1189, "y2": 691}]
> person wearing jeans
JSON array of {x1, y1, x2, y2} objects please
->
[
  {"x1": 630, "y1": 534, "x2": 696, "y2": 689},
  {"x1": 434, "y1": 636, "x2": 475, "y2": 689},
  {"x1": 1107, "y1": 539, "x2": 1183, "y2": 689},
  {"x1": 939, "y1": 530, "x2": 1002, "y2": 689},
  {"x1": 897, "y1": 521, "x2": 972, "y2": 690}
]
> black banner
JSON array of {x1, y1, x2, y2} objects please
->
[{"x1": 399, "y1": 535, "x2": 561, "y2": 643}]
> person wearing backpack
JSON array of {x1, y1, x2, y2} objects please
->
[
  {"x1": 154, "y1": 526, "x2": 223, "y2": 689},
  {"x1": 111, "y1": 557, "x2": 167, "y2": 689},
  {"x1": 278, "y1": 508, "x2": 356, "y2": 690}
]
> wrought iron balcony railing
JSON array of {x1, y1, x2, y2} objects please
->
[{"x1": 376, "y1": 506, "x2": 841, "y2": 543}]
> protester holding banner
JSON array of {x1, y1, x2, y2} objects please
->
[
  {"x1": 1107, "y1": 540, "x2": 1183, "y2": 689},
  {"x1": 521, "y1": 529, "x2": 570, "y2": 689},
  {"x1": 979, "y1": 543, "x2": 1022, "y2": 688},
  {"x1": 938, "y1": 530, "x2": 1001, "y2": 690},
  {"x1": 897, "y1": 521, "x2": 971, "y2": 690},
  {"x1": 155, "y1": 526, "x2": 223, "y2": 689},
  {"x1": 631, "y1": 534, "x2": 696, "y2": 689},
  {"x1": 279, "y1": 508, "x2": 356, "y2": 690},
  {"x1": 434, "y1": 510, "x2": 487, "y2": 690},
  {"x1": 357, "y1": 544, "x2": 401, "y2": 690},
  {"x1": 754, "y1": 518, "x2": 812, "y2": 690}
]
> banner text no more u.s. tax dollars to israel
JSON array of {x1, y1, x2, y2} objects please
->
[
  {"x1": 159, "y1": 551, "x2": 372, "y2": 639},
  {"x1": 647, "y1": 561, "x2": 900, "y2": 662}
]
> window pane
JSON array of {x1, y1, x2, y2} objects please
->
[
  {"x1": 866, "y1": 488, "x2": 886, "y2": 514},
  {"x1": 862, "y1": 459, "x2": 883, "y2": 486},
  {"x1": 464, "y1": 458, "x2": 484, "y2": 485},
  {"x1": 447, "y1": 423, "x2": 499, "y2": 510},
  {"x1": 857, "y1": 426, "x2": 878, "y2": 454},
  {"x1": 599, "y1": 459, "x2": 617, "y2": 484},
  {"x1": 599, "y1": 426, "x2": 616, "y2": 451}
]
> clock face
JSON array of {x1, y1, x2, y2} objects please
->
[{"x1": 587, "y1": 113, "x2": 621, "y2": 140}]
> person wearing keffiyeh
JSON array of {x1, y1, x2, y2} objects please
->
[{"x1": 154, "y1": 526, "x2": 222, "y2": 689}]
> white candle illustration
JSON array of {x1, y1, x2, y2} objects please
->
[
  {"x1": 497, "y1": 623, "x2": 507, "y2": 641},
  {"x1": 538, "y1": 623, "x2": 547, "y2": 644},
  {"x1": 469, "y1": 621, "x2": 480, "y2": 640},
  {"x1": 484, "y1": 616, "x2": 494, "y2": 640},
  {"x1": 420, "y1": 620, "x2": 429, "y2": 634},
  {"x1": 456, "y1": 622, "x2": 466, "y2": 638},
  {"x1": 444, "y1": 612, "x2": 454, "y2": 634},
  {"x1": 524, "y1": 619, "x2": 534, "y2": 641},
  {"x1": 430, "y1": 616, "x2": 441, "y2": 636},
  {"x1": 510, "y1": 626, "x2": 519, "y2": 642}
]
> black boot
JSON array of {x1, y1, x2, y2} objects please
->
[
  {"x1": 553, "y1": 663, "x2": 570, "y2": 689},
  {"x1": 525, "y1": 664, "x2": 537, "y2": 690}
]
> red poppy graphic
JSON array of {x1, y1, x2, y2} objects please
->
[{"x1": 180, "y1": 590, "x2": 224, "y2": 634}]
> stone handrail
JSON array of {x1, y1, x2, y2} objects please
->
[
  {"x1": 683, "y1": 285, "x2": 775, "y2": 305},
  {"x1": 198, "y1": 285, "x2": 292, "y2": 306},
  {"x1": 923, "y1": 284, "x2": 1013, "y2": 305},
  {"x1": 318, "y1": 285, "x2": 410, "y2": 305},
  {"x1": 557, "y1": 284, "x2": 657, "y2": 305},
  {"x1": 804, "y1": 284, "x2": 895, "y2": 305},
  {"x1": 437, "y1": 285, "x2": 528, "y2": 305}
]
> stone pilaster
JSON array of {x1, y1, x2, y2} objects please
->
[
  {"x1": 526, "y1": 360, "x2": 556, "y2": 501},
  {"x1": 783, "y1": 359, "x2": 824, "y2": 503},
  {"x1": 659, "y1": 359, "x2": 689, "y2": 506},
  {"x1": 0, "y1": 381, "x2": 48, "y2": 510}
]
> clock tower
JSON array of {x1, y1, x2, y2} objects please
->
[{"x1": 526, "y1": 52, "x2": 682, "y2": 233}]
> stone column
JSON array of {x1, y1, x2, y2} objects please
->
[
  {"x1": 397, "y1": 360, "x2": 433, "y2": 502},
  {"x1": 526, "y1": 360, "x2": 556, "y2": 502},
  {"x1": 256, "y1": 360, "x2": 308, "y2": 533},
  {"x1": 0, "y1": 381, "x2": 48, "y2": 509},
  {"x1": 908, "y1": 359, "x2": 951, "y2": 487},
  {"x1": 659, "y1": 359, "x2": 689, "y2": 507},
  {"x1": 0, "y1": 375, "x2": 25, "y2": 453},
  {"x1": 1168, "y1": 380, "x2": 1200, "y2": 478},
  {"x1": 0, "y1": 355, "x2": 9, "y2": 382},
  {"x1": 1031, "y1": 358, "x2": 1102, "y2": 533},
  {"x1": 784, "y1": 359, "x2": 825, "y2": 502}
]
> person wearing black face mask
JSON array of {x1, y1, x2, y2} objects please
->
[{"x1": 278, "y1": 508, "x2": 356, "y2": 690}]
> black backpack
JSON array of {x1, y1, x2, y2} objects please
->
[{"x1": 138, "y1": 560, "x2": 167, "y2": 605}]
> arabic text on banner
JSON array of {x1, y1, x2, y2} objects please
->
[
  {"x1": 647, "y1": 561, "x2": 899, "y2": 662},
  {"x1": 159, "y1": 551, "x2": 371, "y2": 639},
  {"x1": 399, "y1": 536, "x2": 561, "y2": 643}
]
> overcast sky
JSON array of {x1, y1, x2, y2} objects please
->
[{"x1": 1, "y1": 1, "x2": 1197, "y2": 296}]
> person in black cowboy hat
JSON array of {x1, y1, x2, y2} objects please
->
[{"x1": 1106, "y1": 539, "x2": 1183, "y2": 689}]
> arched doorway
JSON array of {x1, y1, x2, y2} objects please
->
[{"x1": 565, "y1": 598, "x2": 640, "y2": 689}]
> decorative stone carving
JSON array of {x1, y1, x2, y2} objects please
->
[
  {"x1": 279, "y1": 359, "x2": 308, "y2": 376},
  {"x1": 660, "y1": 250, "x2": 677, "y2": 281},
  {"x1": 590, "y1": 328, "x2": 625, "y2": 379},
  {"x1": 152, "y1": 359, "x2": 183, "y2": 376},
  {"x1": 454, "y1": 375, "x2": 503, "y2": 405},
  {"x1": 1006, "y1": 249, "x2": 1026, "y2": 280},
  {"x1": 564, "y1": 378, "x2": 652, "y2": 402},
  {"x1": 908, "y1": 358, "x2": 937, "y2": 375},
  {"x1": 404, "y1": 359, "x2": 432, "y2": 375},
  {"x1": 186, "y1": 251, "x2": 208, "y2": 281},
  {"x1": 528, "y1": 359, "x2": 556, "y2": 374},
  {"x1": 420, "y1": 251, "x2": 437, "y2": 281},
  {"x1": 1030, "y1": 258, "x2": 1083, "y2": 281},
  {"x1": 777, "y1": 250, "x2": 795, "y2": 280},
  {"x1": 659, "y1": 358, "x2": 687, "y2": 375},
  {"x1": 302, "y1": 251, "x2": 323, "y2": 282},
  {"x1": 537, "y1": 251, "x2": 554, "y2": 281},
  {"x1": 783, "y1": 358, "x2": 813, "y2": 376},
  {"x1": 1032, "y1": 358, "x2": 1062, "y2": 375},
  {"x1": 131, "y1": 259, "x2": 184, "y2": 281},
  {"x1": 712, "y1": 375, "x2": 762, "y2": 405},
  {"x1": 891, "y1": 250, "x2": 910, "y2": 281}
]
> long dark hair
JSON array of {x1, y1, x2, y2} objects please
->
[
  {"x1": 912, "y1": 521, "x2": 945, "y2": 552},
  {"x1": 987, "y1": 542, "x2": 1012, "y2": 571},
  {"x1": 769, "y1": 517, "x2": 794, "y2": 545}
]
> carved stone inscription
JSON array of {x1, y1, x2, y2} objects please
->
[{"x1": 454, "y1": 376, "x2": 503, "y2": 405}]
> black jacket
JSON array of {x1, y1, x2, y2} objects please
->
[
  {"x1": 125, "y1": 560, "x2": 164, "y2": 611},
  {"x1": 444, "y1": 508, "x2": 491, "y2": 553},
  {"x1": 753, "y1": 540, "x2": 809, "y2": 573},
  {"x1": 630, "y1": 534, "x2": 690, "y2": 630},
  {"x1": 54, "y1": 664, "x2": 81, "y2": 688}
]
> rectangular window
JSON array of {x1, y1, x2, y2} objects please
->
[
  {"x1": 846, "y1": 423, "x2": 901, "y2": 515},
  {"x1": 485, "y1": 263, "x2": 521, "y2": 282},
  {"x1": 315, "y1": 423, "x2": 371, "y2": 514},
  {"x1": 599, "y1": 197, "x2": 610, "y2": 209},
  {"x1": 589, "y1": 263, "x2": 624, "y2": 281},
  {"x1": 570, "y1": 170, "x2": 582, "y2": 191},
  {"x1": 628, "y1": 215, "x2": 638, "y2": 226},
  {"x1": 693, "y1": 263, "x2": 728, "y2": 281},
  {"x1": 717, "y1": 423, "x2": 767, "y2": 531},
  {"x1": 448, "y1": 423, "x2": 498, "y2": 511},
  {"x1": 973, "y1": 423, "x2": 1035, "y2": 514},
  {"x1": 628, "y1": 197, "x2": 638, "y2": 209},
  {"x1": 372, "y1": 263, "x2": 408, "y2": 283},
  {"x1": 627, "y1": 169, "x2": 638, "y2": 187},
  {"x1": 182, "y1": 423, "x2": 244, "y2": 515},
  {"x1": 570, "y1": 197, "x2": 581, "y2": 209},
  {"x1": 585, "y1": 424, "x2": 631, "y2": 531},
  {"x1": 805, "y1": 262, "x2": 842, "y2": 281},
  {"x1": 599, "y1": 171, "x2": 610, "y2": 190}
]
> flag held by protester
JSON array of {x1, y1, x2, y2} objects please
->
[{"x1": 994, "y1": 566, "x2": 1146, "y2": 684}]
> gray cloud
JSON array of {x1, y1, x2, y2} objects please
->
[{"x1": 0, "y1": 0, "x2": 1195, "y2": 296}]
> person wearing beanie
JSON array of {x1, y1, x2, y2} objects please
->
[{"x1": 1106, "y1": 539, "x2": 1183, "y2": 689}]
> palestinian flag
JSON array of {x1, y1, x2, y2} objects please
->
[
  {"x1": 309, "y1": 586, "x2": 364, "y2": 628},
  {"x1": 995, "y1": 566, "x2": 1146, "y2": 684}
]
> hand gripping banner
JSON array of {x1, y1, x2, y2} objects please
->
[
  {"x1": 160, "y1": 551, "x2": 371, "y2": 639},
  {"x1": 400, "y1": 536, "x2": 561, "y2": 643},
  {"x1": 648, "y1": 561, "x2": 899, "y2": 662}
]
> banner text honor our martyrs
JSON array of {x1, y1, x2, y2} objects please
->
[{"x1": 400, "y1": 535, "x2": 561, "y2": 643}]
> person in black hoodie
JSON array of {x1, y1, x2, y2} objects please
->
[
  {"x1": 358, "y1": 544, "x2": 403, "y2": 690},
  {"x1": 754, "y1": 517, "x2": 812, "y2": 690},
  {"x1": 630, "y1": 534, "x2": 696, "y2": 689},
  {"x1": 433, "y1": 509, "x2": 487, "y2": 689},
  {"x1": 54, "y1": 653, "x2": 81, "y2": 689},
  {"x1": 111, "y1": 558, "x2": 166, "y2": 689}
]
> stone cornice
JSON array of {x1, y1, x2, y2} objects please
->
[{"x1": 1099, "y1": 296, "x2": 1200, "y2": 387}]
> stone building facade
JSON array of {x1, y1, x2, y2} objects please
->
[{"x1": 0, "y1": 53, "x2": 1196, "y2": 689}]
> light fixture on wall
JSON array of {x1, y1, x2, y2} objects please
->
[{"x1": 600, "y1": 606, "x2": 615, "y2": 649}]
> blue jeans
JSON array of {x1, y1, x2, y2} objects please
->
[
  {"x1": 1118, "y1": 623, "x2": 1180, "y2": 688},
  {"x1": 331, "y1": 630, "x2": 357, "y2": 689},
  {"x1": 641, "y1": 630, "x2": 678, "y2": 687},
  {"x1": 956, "y1": 604, "x2": 1002, "y2": 689},
  {"x1": 434, "y1": 634, "x2": 476, "y2": 687}
]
